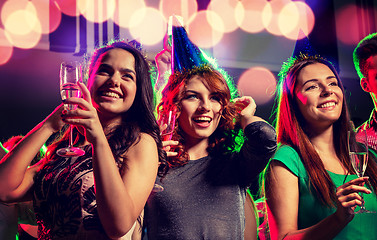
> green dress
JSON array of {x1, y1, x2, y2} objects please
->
[{"x1": 272, "y1": 145, "x2": 377, "y2": 239}]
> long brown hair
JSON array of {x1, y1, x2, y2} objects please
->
[
  {"x1": 272, "y1": 58, "x2": 377, "y2": 206},
  {"x1": 158, "y1": 65, "x2": 240, "y2": 168}
]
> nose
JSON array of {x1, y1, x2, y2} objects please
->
[
  {"x1": 321, "y1": 85, "x2": 333, "y2": 97},
  {"x1": 198, "y1": 99, "x2": 210, "y2": 112},
  {"x1": 107, "y1": 73, "x2": 120, "y2": 87}
]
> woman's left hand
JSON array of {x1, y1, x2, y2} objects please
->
[
  {"x1": 61, "y1": 82, "x2": 105, "y2": 144},
  {"x1": 233, "y1": 96, "x2": 260, "y2": 129}
]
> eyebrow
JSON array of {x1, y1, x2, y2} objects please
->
[
  {"x1": 302, "y1": 76, "x2": 337, "y2": 87},
  {"x1": 99, "y1": 63, "x2": 136, "y2": 76}
]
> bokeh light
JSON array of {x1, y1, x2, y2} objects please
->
[
  {"x1": 159, "y1": 0, "x2": 197, "y2": 25},
  {"x1": 238, "y1": 0, "x2": 267, "y2": 33},
  {"x1": 237, "y1": 67, "x2": 276, "y2": 105},
  {"x1": 5, "y1": 25, "x2": 42, "y2": 49},
  {"x1": 1, "y1": 0, "x2": 29, "y2": 29},
  {"x1": 336, "y1": 4, "x2": 371, "y2": 45},
  {"x1": 113, "y1": 0, "x2": 146, "y2": 29},
  {"x1": 262, "y1": 0, "x2": 291, "y2": 36},
  {"x1": 31, "y1": 0, "x2": 61, "y2": 34},
  {"x1": 129, "y1": 7, "x2": 166, "y2": 46},
  {"x1": 55, "y1": 0, "x2": 79, "y2": 17},
  {"x1": 78, "y1": 0, "x2": 116, "y2": 23},
  {"x1": 187, "y1": 11, "x2": 224, "y2": 49},
  {"x1": 278, "y1": 2, "x2": 315, "y2": 40},
  {"x1": 207, "y1": 0, "x2": 239, "y2": 33},
  {"x1": 0, "y1": 29, "x2": 13, "y2": 65}
]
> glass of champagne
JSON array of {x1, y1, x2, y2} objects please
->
[
  {"x1": 152, "y1": 107, "x2": 177, "y2": 192},
  {"x1": 158, "y1": 108, "x2": 177, "y2": 142},
  {"x1": 348, "y1": 129, "x2": 374, "y2": 213},
  {"x1": 56, "y1": 62, "x2": 86, "y2": 157}
]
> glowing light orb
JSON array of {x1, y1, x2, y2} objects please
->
[
  {"x1": 278, "y1": 2, "x2": 315, "y2": 40},
  {"x1": 187, "y1": 11, "x2": 224, "y2": 49},
  {"x1": 207, "y1": 0, "x2": 239, "y2": 33},
  {"x1": 159, "y1": 0, "x2": 197, "y2": 24},
  {"x1": 78, "y1": 0, "x2": 116, "y2": 23},
  {"x1": 4, "y1": 9, "x2": 40, "y2": 36},
  {"x1": 1, "y1": 0, "x2": 29, "y2": 30},
  {"x1": 237, "y1": 67, "x2": 276, "y2": 105},
  {"x1": 113, "y1": 0, "x2": 146, "y2": 29},
  {"x1": 336, "y1": 4, "x2": 369, "y2": 45},
  {"x1": 238, "y1": 0, "x2": 268, "y2": 33},
  {"x1": 31, "y1": 0, "x2": 61, "y2": 34},
  {"x1": 262, "y1": 0, "x2": 291, "y2": 36},
  {"x1": 129, "y1": 7, "x2": 166, "y2": 46}
]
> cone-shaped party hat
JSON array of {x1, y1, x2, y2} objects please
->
[
  {"x1": 168, "y1": 15, "x2": 238, "y2": 99},
  {"x1": 170, "y1": 16, "x2": 208, "y2": 73}
]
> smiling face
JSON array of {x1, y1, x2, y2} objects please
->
[
  {"x1": 88, "y1": 48, "x2": 137, "y2": 121},
  {"x1": 294, "y1": 62, "x2": 343, "y2": 129},
  {"x1": 178, "y1": 76, "x2": 223, "y2": 144}
]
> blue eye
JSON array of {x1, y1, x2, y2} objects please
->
[{"x1": 185, "y1": 94, "x2": 197, "y2": 99}]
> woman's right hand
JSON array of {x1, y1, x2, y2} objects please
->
[{"x1": 335, "y1": 176, "x2": 371, "y2": 221}]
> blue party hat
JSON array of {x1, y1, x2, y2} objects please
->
[
  {"x1": 171, "y1": 16, "x2": 207, "y2": 73},
  {"x1": 166, "y1": 15, "x2": 238, "y2": 99}
]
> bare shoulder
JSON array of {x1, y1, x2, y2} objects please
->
[
  {"x1": 126, "y1": 133, "x2": 158, "y2": 163},
  {"x1": 134, "y1": 133, "x2": 157, "y2": 149}
]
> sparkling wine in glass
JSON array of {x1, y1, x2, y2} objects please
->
[
  {"x1": 159, "y1": 108, "x2": 177, "y2": 142},
  {"x1": 348, "y1": 129, "x2": 374, "y2": 213},
  {"x1": 56, "y1": 62, "x2": 85, "y2": 157},
  {"x1": 152, "y1": 107, "x2": 177, "y2": 193}
]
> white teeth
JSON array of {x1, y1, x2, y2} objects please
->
[
  {"x1": 319, "y1": 102, "x2": 335, "y2": 108},
  {"x1": 103, "y1": 92, "x2": 120, "y2": 98},
  {"x1": 194, "y1": 117, "x2": 211, "y2": 122}
]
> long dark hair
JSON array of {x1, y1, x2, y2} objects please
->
[
  {"x1": 46, "y1": 41, "x2": 168, "y2": 176},
  {"x1": 158, "y1": 65, "x2": 240, "y2": 168},
  {"x1": 269, "y1": 58, "x2": 377, "y2": 206}
]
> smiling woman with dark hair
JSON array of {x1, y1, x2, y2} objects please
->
[{"x1": 0, "y1": 40, "x2": 166, "y2": 240}]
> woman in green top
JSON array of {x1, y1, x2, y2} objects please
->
[{"x1": 264, "y1": 55, "x2": 377, "y2": 239}]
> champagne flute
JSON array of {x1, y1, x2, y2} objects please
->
[
  {"x1": 152, "y1": 107, "x2": 177, "y2": 192},
  {"x1": 56, "y1": 62, "x2": 86, "y2": 157},
  {"x1": 159, "y1": 108, "x2": 177, "y2": 142},
  {"x1": 348, "y1": 129, "x2": 374, "y2": 213}
]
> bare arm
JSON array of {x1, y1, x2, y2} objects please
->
[
  {"x1": 244, "y1": 192, "x2": 258, "y2": 240},
  {"x1": 267, "y1": 161, "x2": 370, "y2": 240},
  {"x1": 0, "y1": 104, "x2": 64, "y2": 202},
  {"x1": 63, "y1": 83, "x2": 158, "y2": 238}
]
